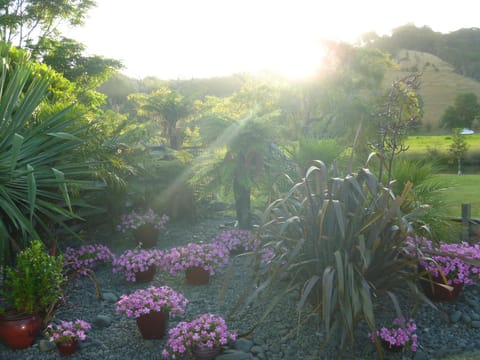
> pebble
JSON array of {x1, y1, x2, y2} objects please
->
[
  {"x1": 233, "y1": 338, "x2": 253, "y2": 352},
  {"x1": 450, "y1": 310, "x2": 462, "y2": 322},
  {"x1": 38, "y1": 340, "x2": 56, "y2": 352},
  {"x1": 92, "y1": 314, "x2": 113, "y2": 328}
]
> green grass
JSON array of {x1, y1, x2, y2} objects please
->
[
  {"x1": 406, "y1": 134, "x2": 480, "y2": 155},
  {"x1": 435, "y1": 174, "x2": 480, "y2": 218}
]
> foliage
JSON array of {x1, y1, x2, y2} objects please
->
[
  {"x1": 287, "y1": 138, "x2": 346, "y2": 175},
  {"x1": 112, "y1": 248, "x2": 164, "y2": 282},
  {"x1": 441, "y1": 93, "x2": 480, "y2": 129},
  {"x1": 0, "y1": 0, "x2": 95, "y2": 48},
  {"x1": 162, "y1": 243, "x2": 229, "y2": 276},
  {"x1": 162, "y1": 314, "x2": 236, "y2": 359},
  {"x1": 0, "y1": 42, "x2": 97, "y2": 262},
  {"x1": 391, "y1": 158, "x2": 457, "y2": 242},
  {"x1": 370, "y1": 73, "x2": 422, "y2": 185},
  {"x1": 116, "y1": 209, "x2": 169, "y2": 233},
  {"x1": 194, "y1": 84, "x2": 279, "y2": 228},
  {"x1": 45, "y1": 319, "x2": 91, "y2": 344},
  {"x1": 115, "y1": 286, "x2": 188, "y2": 318},
  {"x1": 129, "y1": 87, "x2": 193, "y2": 149},
  {"x1": 2, "y1": 240, "x2": 65, "y2": 314},
  {"x1": 448, "y1": 129, "x2": 469, "y2": 175},
  {"x1": 242, "y1": 161, "x2": 420, "y2": 358},
  {"x1": 63, "y1": 244, "x2": 115, "y2": 276},
  {"x1": 371, "y1": 25, "x2": 480, "y2": 82},
  {"x1": 370, "y1": 317, "x2": 418, "y2": 353}
]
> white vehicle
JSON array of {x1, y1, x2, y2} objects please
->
[{"x1": 460, "y1": 128, "x2": 474, "y2": 135}]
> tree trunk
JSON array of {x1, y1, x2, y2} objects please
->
[{"x1": 233, "y1": 177, "x2": 251, "y2": 229}]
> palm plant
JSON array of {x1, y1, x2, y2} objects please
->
[
  {"x1": 0, "y1": 42, "x2": 95, "y2": 264},
  {"x1": 239, "y1": 161, "x2": 422, "y2": 358}
]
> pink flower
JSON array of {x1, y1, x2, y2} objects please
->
[
  {"x1": 46, "y1": 319, "x2": 91, "y2": 344},
  {"x1": 163, "y1": 314, "x2": 236, "y2": 359}
]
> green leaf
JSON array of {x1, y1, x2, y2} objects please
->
[{"x1": 26, "y1": 164, "x2": 36, "y2": 220}]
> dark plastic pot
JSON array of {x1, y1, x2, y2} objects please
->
[
  {"x1": 186, "y1": 266, "x2": 210, "y2": 285},
  {"x1": 135, "y1": 310, "x2": 169, "y2": 339}
]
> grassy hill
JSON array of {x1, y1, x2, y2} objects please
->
[{"x1": 383, "y1": 49, "x2": 480, "y2": 131}]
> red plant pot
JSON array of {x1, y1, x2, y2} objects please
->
[
  {"x1": 0, "y1": 312, "x2": 42, "y2": 349},
  {"x1": 134, "y1": 265, "x2": 157, "y2": 282},
  {"x1": 420, "y1": 276, "x2": 463, "y2": 302},
  {"x1": 56, "y1": 339, "x2": 78, "y2": 356},
  {"x1": 186, "y1": 266, "x2": 210, "y2": 285},
  {"x1": 193, "y1": 346, "x2": 222, "y2": 360},
  {"x1": 135, "y1": 310, "x2": 169, "y2": 339}
]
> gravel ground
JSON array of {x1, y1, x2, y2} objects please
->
[{"x1": 2, "y1": 214, "x2": 480, "y2": 360}]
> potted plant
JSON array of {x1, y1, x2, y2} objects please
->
[
  {"x1": 116, "y1": 208, "x2": 169, "y2": 248},
  {"x1": 163, "y1": 243, "x2": 229, "y2": 285},
  {"x1": 45, "y1": 319, "x2": 91, "y2": 356},
  {"x1": 370, "y1": 317, "x2": 418, "y2": 353},
  {"x1": 112, "y1": 248, "x2": 164, "y2": 282},
  {"x1": 115, "y1": 286, "x2": 188, "y2": 339},
  {"x1": 162, "y1": 313, "x2": 237, "y2": 360},
  {"x1": 409, "y1": 237, "x2": 480, "y2": 301},
  {"x1": 212, "y1": 229, "x2": 260, "y2": 255},
  {"x1": 0, "y1": 240, "x2": 66, "y2": 349},
  {"x1": 64, "y1": 243, "x2": 115, "y2": 276}
]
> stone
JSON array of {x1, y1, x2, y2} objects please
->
[
  {"x1": 93, "y1": 314, "x2": 112, "y2": 328},
  {"x1": 102, "y1": 292, "x2": 118, "y2": 304},
  {"x1": 216, "y1": 349, "x2": 252, "y2": 360},
  {"x1": 233, "y1": 338, "x2": 253, "y2": 352},
  {"x1": 250, "y1": 345, "x2": 264, "y2": 355},
  {"x1": 471, "y1": 320, "x2": 480, "y2": 328},
  {"x1": 39, "y1": 339, "x2": 56, "y2": 352},
  {"x1": 413, "y1": 349, "x2": 429, "y2": 360},
  {"x1": 471, "y1": 312, "x2": 480, "y2": 321},
  {"x1": 450, "y1": 310, "x2": 462, "y2": 323},
  {"x1": 462, "y1": 313, "x2": 472, "y2": 324}
]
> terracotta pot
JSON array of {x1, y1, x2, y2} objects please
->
[
  {"x1": 134, "y1": 224, "x2": 159, "y2": 248},
  {"x1": 186, "y1": 266, "x2": 210, "y2": 285},
  {"x1": 134, "y1": 265, "x2": 156, "y2": 282},
  {"x1": 135, "y1": 310, "x2": 169, "y2": 339},
  {"x1": 193, "y1": 346, "x2": 221, "y2": 360},
  {"x1": 0, "y1": 312, "x2": 42, "y2": 349},
  {"x1": 419, "y1": 275, "x2": 463, "y2": 302},
  {"x1": 381, "y1": 339, "x2": 404, "y2": 353},
  {"x1": 56, "y1": 339, "x2": 78, "y2": 356}
]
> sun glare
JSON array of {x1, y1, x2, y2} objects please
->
[{"x1": 265, "y1": 38, "x2": 326, "y2": 79}]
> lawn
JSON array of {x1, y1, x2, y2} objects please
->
[
  {"x1": 406, "y1": 134, "x2": 480, "y2": 154},
  {"x1": 435, "y1": 174, "x2": 480, "y2": 218}
]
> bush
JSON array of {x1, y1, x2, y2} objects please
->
[{"x1": 240, "y1": 161, "x2": 422, "y2": 358}]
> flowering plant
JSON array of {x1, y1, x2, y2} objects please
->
[
  {"x1": 163, "y1": 243, "x2": 229, "y2": 276},
  {"x1": 115, "y1": 286, "x2": 188, "y2": 318},
  {"x1": 162, "y1": 313, "x2": 236, "y2": 359},
  {"x1": 112, "y1": 248, "x2": 164, "y2": 282},
  {"x1": 408, "y1": 237, "x2": 480, "y2": 285},
  {"x1": 116, "y1": 208, "x2": 169, "y2": 233},
  {"x1": 212, "y1": 229, "x2": 260, "y2": 253},
  {"x1": 64, "y1": 244, "x2": 115, "y2": 276},
  {"x1": 45, "y1": 319, "x2": 91, "y2": 344},
  {"x1": 370, "y1": 317, "x2": 418, "y2": 352}
]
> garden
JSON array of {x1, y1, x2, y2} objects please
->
[{"x1": 2, "y1": 38, "x2": 480, "y2": 360}]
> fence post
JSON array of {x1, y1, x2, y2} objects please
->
[{"x1": 462, "y1": 203, "x2": 471, "y2": 242}]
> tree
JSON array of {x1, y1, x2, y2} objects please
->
[
  {"x1": 441, "y1": 93, "x2": 480, "y2": 129},
  {"x1": 130, "y1": 87, "x2": 193, "y2": 149},
  {"x1": 193, "y1": 82, "x2": 280, "y2": 229},
  {"x1": 449, "y1": 129, "x2": 469, "y2": 175},
  {"x1": 0, "y1": 0, "x2": 95, "y2": 48}
]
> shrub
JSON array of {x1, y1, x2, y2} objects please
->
[{"x1": 240, "y1": 161, "x2": 421, "y2": 358}]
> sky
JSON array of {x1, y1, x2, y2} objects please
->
[{"x1": 61, "y1": 0, "x2": 480, "y2": 80}]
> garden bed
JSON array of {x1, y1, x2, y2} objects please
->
[{"x1": 2, "y1": 215, "x2": 480, "y2": 359}]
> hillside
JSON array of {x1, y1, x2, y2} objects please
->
[{"x1": 383, "y1": 49, "x2": 480, "y2": 130}]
